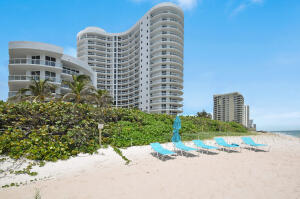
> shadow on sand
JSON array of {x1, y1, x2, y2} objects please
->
[
  {"x1": 243, "y1": 147, "x2": 269, "y2": 152},
  {"x1": 217, "y1": 148, "x2": 240, "y2": 153},
  {"x1": 196, "y1": 149, "x2": 219, "y2": 155},
  {"x1": 150, "y1": 152, "x2": 176, "y2": 161},
  {"x1": 174, "y1": 150, "x2": 198, "y2": 158}
]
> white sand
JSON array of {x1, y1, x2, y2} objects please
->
[{"x1": 0, "y1": 133, "x2": 300, "y2": 199}]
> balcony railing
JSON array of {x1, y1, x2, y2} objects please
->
[
  {"x1": 8, "y1": 75, "x2": 60, "y2": 83},
  {"x1": 151, "y1": 86, "x2": 182, "y2": 90},
  {"x1": 8, "y1": 91, "x2": 18, "y2": 97},
  {"x1": 62, "y1": 69, "x2": 79, "y2": 76},
  {"x1": 9, "y1": 58, "x2": 61, "y2": 68},
  {"x1": 150, "y1": 100, "x2": 182, "y2": 104},
  {"x1": 150, "y1": 93, "x2": 182, "y2": 97},
  {"x1": 150, "y1": 107, "x2": 183, "y2": 111}
]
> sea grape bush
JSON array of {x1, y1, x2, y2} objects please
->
[
  {"x1": 0, "y1": 101, "x2": 99, "y2": 160},
  {"x1": 0, "y1": 101, "x2": 248, "y2": 161}
]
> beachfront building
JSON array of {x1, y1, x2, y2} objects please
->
[
  {"x1": 213, "y1": 92, "x2": 245, "y2": 125},
  {"x1": 76, "y1": 2, "x2": 184, "y2": 115},
  {"x1": 8, "y1": 41, "x2": 96, "y2": 98},
  {"x1": 248, "y1": 119, "x2": 256, "y2": 130},
  {"x1": 243, "y1": 105, "x2": 250, "y2": 127}
]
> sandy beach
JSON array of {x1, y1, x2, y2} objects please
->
[{"x1": 1, "y1": 133, "x2": 300, "y2": 199}]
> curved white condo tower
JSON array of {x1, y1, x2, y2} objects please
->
[
  {"x1": 77, "y1": 2, "x2": 184, "y2": 115},
  {"x1": 8, "y1": 41, "x2": 96, "y2": 98}
]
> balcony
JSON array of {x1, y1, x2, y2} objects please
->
[
  {"x1": 8, "y1": 75, "x2": 60, "y2": 83},
  {"x1": 9, "y1": 58, "x2": 61, "y2": 68},
  {"x1": 150, "y1": 92, "x2": 182, "y2": 98},
  {"x1": 150, "y1": 107, "x2": 183, "y2": 112},
  {"x1": 8, "y1": 91, "x2": 18, "y2": 97},
  {"x1": 62, "y1": 69, "x2": 79, "y2": 76}
]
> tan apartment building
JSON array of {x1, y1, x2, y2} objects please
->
[{"x1": 213, "y1": 92, "x2": 244, "y2": 125}]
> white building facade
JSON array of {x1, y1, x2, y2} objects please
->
[
  {"x1": 77, "y1": 2, "x2": 184, "y2": 115},
  {"x1": 243, "y1": 105, "x2": 250, "y2": 128},
  {"x1": 8, "y1": 41, "x2": 96, "y2": 98}
]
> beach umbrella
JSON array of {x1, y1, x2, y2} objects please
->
[{"x1": 172, "y1": 116, "x2": 181, "y2": 142}]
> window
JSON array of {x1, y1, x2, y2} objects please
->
[
  {"x1": 31, "y1": 56, "x2": 40, "y2": 64},
  {"x1": 31, "y1": 71, "x2": 40, "y2": 80},
  {"x1": 45, "y1": 71, "x2": 56, "y2": 81},
  {"x1": 45, "y1": 56, "x2": 56, "y2": 66}
]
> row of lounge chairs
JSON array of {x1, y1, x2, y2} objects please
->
[{"x1": 150, "y1": 137, "x2": 269, "y2": 159}]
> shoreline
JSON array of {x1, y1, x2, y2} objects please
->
[
  {"x1": 1, "y1": 133, "x2": 300, "y2": 199},
  {"x1": 267, "y1": 131, "x2": 300, "y2": 138}
]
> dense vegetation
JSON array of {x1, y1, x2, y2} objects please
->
[{"x1": 0, "y1": 101, "x2": 249, "y2": 161}]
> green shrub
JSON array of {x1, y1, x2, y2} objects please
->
[{"x1": 0, "y1": 101, "x2": 249, "y2": 161}]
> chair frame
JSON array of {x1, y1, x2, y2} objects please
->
[
  {"x1": 241, "y1": 137, "x2": 271, "y2": 152},
  {"x1": 173, "y1": 141, "x2": 198, "y2": 156},
  {"x1": 214, "y1": 138, "x2": 242, "y2": 152},
  {"x1": 150, "y1": 143, "x2": 175, "y2": 160},
  {"x1": 192, "y1": 140, "x2": 219, "y2": 154}
]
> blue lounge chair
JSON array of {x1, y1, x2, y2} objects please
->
[
  {"x1": 241, "y1": 137, "x2": 270, "y2": 151},
  {"x1": 193, "y1": 140, "x2": 219, "y2": 154},
  {"x1": 214, "y1": 137, "x2": 241, "y2": 152},
  {"x1": 173, "y1": 141, "x2": 197, "y2": 156},
  {"x1": 150, "y1": 143, "x2": 175, "y2": 159}
]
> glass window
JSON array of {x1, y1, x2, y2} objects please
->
[
  {"x1": 31, "y1": 71, "x2": 40, "y2": 80},
  {"x1": 31, "y1": 56, "x2": 40, "y2": 64}
]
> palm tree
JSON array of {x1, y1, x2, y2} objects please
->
[
  {"x1": 62, "y1": 74, "x2": 94, "y2": 104},
  {"x1": 92, "y1": 89, "x2": 112, "y2": 108},
  {"x1": 28, "y1": 79, "x2": 56, "y2": 102},
  {"x1": 7, "y1": 88, "x2": 30, "y2": 103},
  {"x1": 8, "y1": 79, "x2": 55, "y2": 102}
]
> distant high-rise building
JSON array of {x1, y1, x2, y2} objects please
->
[
  {"x1": 248, "y1": 119, "x2": 256, "y2": 130},
  {"x1": 243, "y1": 105, "x2": 250, "y2": 127},
  {"x1": 213, "y1": 92, "x2": 244, "y2": 124}
]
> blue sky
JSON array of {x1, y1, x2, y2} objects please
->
[{"x1": 0, "y1": 0, "x2": 299, "y2": 130}]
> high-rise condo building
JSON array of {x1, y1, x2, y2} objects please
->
[
  {"x1": 7, "y1": 2, "x2": 184, "y2": 115},
  {"x1": 77, "y1": 2, "x2": 184, "y2": 115},
  {"x1": 213, "y1": 92, "x2": 245, "y2": 124},
  {"x1": 243, "y1": 105, "x2": 250, "y2": 127}
]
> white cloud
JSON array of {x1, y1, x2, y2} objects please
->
[
  {"x1": 231, "y1": 3, "x2": 247, "y2": 16},
  {"x1": 64, "y1": 47, "x2": 77, "y2": 57},
  {"x1": 230, "y1": 0, "x2": 263, "y2": 17},
  {"x1": 130, "y1": 0, "x2": 198, "y2": 10},
  {"x1": 175, "y1": 0, "x2": 198, "y2": 10}
]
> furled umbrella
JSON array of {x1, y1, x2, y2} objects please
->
[{"x1": 171, "y1": 116, "x2": 181, "y2": 142}]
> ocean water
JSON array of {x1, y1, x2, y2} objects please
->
[{"x1": 272, "y1": 130, "x2": 300, "y2": 138}]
